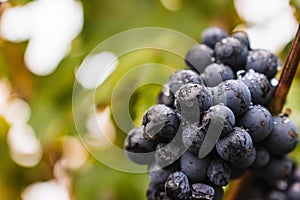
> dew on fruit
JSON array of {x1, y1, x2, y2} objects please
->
[
  {"x1": 271, "y1": 78, "x2": 279, "y2": 87},
  {"x1": 125, "y1": 25, "x2": 300, "y2": 200},
  {"x1": 283, "y1": 118, "x2": 290, "y2": 124},
  {"x1": 236, "y1": 70, "x2": 246, "y2": 78}
]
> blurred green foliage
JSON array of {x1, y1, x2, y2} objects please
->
[{"x1": 0, "y1": 1, "x2": 299, "y2": 200}]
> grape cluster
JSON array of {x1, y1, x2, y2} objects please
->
[{"x1": 124, "y1": 26, "x2": 299, "y2": 200}]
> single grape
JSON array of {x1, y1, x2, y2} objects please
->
[
  {"x1": 216, "y1": 127, "x2": 253, "y2": 163},
  {"x1": 211, "y1": 80, "x2": 251, "y2": 117},
  {"x1": 185, "y1": 44, "x2": 214, "y2": 73},
  {"x1": 148, "y1": 163, "x2": 177, "y2": 185},
  {"x1": 160, "y1": 70, "x2": 205, "y2": 107},
  {"x1": 263, "y1": 115, "x2": 299, "y2": 156},
  {"x1": 175, "y1": 83, "x2": 211, "y2": 123},
  {"x1": 190, "y1": 183, "x2": 215, "y2": 200},
  {"x1": 214, "y1": 37, "x2": 248, "y2": 71},
  {"x1": 202, "y1": 104, "x2": 235, "y2": 138},
  {"x1": 231, "y1": 30, "x2": 251, "y2": 49},
  {"x1": 239, "y1": 70, "x2": 272, "y2": 105},
  {"x1": 165, "y1": 70, "x2": 205, "y2": 95},
  {"x1": 124, "y1": 126, "x2": 155, "y2": 164},
  {"x1": 165, "y1": 171, "x2": 191, "y2": 200},
  {"x1": 237, "y1": 104, "x2": 273, "y2": 142},
  {"x1": 207, "y1": 158, "x2": 231, "y2": 186},
  {"x1": 200, "y1": 26, "x2": 228, "y2": 49},
  {"x1": 250, "y1": 144, "x2": 270, "y2": 169},
  {"x1": 262, "y1": 156, "x2": 293, "y2": 182},
  {"x1": 245, "y1": 49, "x2": 281, "y2": 79},
  {"x1": 180, "y1": 151, "x2": 210, "y2": 183},
  {"x1": 142, "y1": 104, "x2": 180, "y2": 143},
  {"x1": 201, "y1": 63, "x2": 235, "y2": 87}
]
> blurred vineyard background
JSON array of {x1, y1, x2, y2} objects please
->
[{"x1": 0, "y1": 0, "x2": 299, "y2": 200}]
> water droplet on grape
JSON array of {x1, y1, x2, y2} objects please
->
[
  {"x1": 236, "y1": 70, "x2": 246, "y2": 78},
  {"x1": 270, "y1": 78, "x2": 279, "y2": 87},
  {"x1": 283, "y1": 118, "x2": 290, "y2": 124}
]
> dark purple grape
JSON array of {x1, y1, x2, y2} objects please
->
[
  {"x1": 262, "y1": 156, "x2": 293, "y2": 182},
  {"x1": 185, "y1": 44, "x2": 214, "y2": 73},
  {"x1": 201, "y1": 63, "x2": 234, "y2": 87},
  {"x1": 245, "y1": 49, "x2": 281, "y2": 79},
  {"x1": 211, "y1": 80, "x2": 251, "y2": 117},
  {"x1": 237, "y1": 105, "x2": 273, "y2": 142},
  {"x1": 200, "y1": 26, "x2": 228, "y2": 49},
  {"x1": 190, "y1": 183, "x2": 215, "y2": 200},
  {"x1": 251, "y1": 144, "x2": 270, "y2": 169},
  {"x1": 148, "y1": 163, "x2": 177, "y2": 185},
  {"x1": 263, "y1": 115, "x2": 299, "y2": 156},
  {"x1": 206, "y1": 158, "x2": 231, "y2": 186},
  {"x1": 175, "y1": 83, "x2": 211, "y2": 123},
  {"x1": 239, "y1": 70, "x2": 272, "y2": 105},
  {"x1": 214, "y1": 37, "x2": 248, "y2": 71},
  {"x1": 181, "y1": 123, "x2": 206, "y2": 155},
  {"x1": 124, "y1": 126, "x2": 155, "y2": 164},
  {"x1": 160, "y1": 70, "x2": 205, "y2": 107},
  {"x1": 287, "y1": 182, "x2": 300, "y2": 200},
  {"x1": 202, "y1": 104, "x2": 235, "y2": 138},
  {"x1": 142, "y1": 104, "x2": 180, "y2": 143},
  {"x1": 231, "y1": 30, "x2": 251, "y2": 49},
  {"x1": 216, "y1": 127, "x2": 253, "y2": 163},
  {"x1": 180, "y1": 151, "x2": 210, "y2": 182},
  {"x1": 165, "y1": 70, "x2": 205, "y2": 94},
  {"x1": 165, "y1": 171, "x2": 191, "y2": 200}
]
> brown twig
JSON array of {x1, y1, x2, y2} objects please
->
[
  {"x1": 268, "y1": 24, "x2": 300, "y2": 115},
  {"x1": 224, "y1": 23, "x2": 300, "y2": 200}
]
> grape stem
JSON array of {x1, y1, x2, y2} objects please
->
[
  {"x1": 224, "y1": 23, "x2": 300, "y2": 200},
  {"x1": 268, "y1": 24, "x2": 300, "y2": 114}
]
